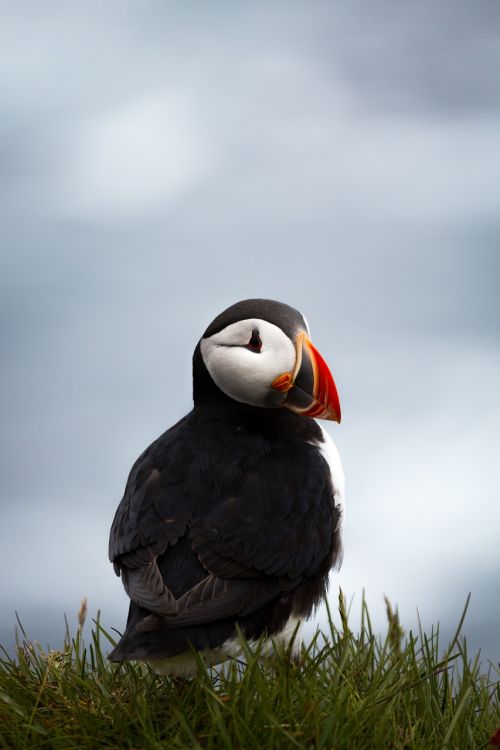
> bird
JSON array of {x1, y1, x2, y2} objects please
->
[{"x1": 108, "y1": 298, "x2": 344, "y2": 676}]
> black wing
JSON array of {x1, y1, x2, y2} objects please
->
[
  {"x1": 163, "y1": 441, "x2": 337, "y2": 627},
  {"x1": 109, "y1": 418, "x2": 191, "y2": 614},
  {"x1": 110, "y1": 417, "x2": 338, "y2": 626}
]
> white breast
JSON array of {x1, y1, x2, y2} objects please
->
[{"x1": 311, "y1": 424, "x2": 345, "y2": 529}]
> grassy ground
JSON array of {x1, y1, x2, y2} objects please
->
[{"x1": 0, "y1": 593, "x2": 498, "y2": 749}]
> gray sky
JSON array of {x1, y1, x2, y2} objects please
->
[{"x1": 1, "y1": 1, "x2": 499, "y2": 663}]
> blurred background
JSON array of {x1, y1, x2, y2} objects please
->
[{"x1": 1, "y1": 1, "x2": 499, "y2": 663}]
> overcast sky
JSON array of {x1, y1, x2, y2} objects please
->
[{"x1": 1, "y1": 1, "x2": 499, "y2": 664}]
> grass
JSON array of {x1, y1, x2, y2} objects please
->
[{"x1": 0, "y1": 592, "x2": 498, "y2": 750}]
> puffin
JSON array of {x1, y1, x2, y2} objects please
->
[{"x1": 108, "y1": 298, "x2": 344, "y2": 675}]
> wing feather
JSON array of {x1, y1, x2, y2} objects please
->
[
  {"x1": 135, "y1": 575, "x2": 291, "y2": 630},
  {"x1": 121, "y1": 560, "x2": 178, "y2": 614},
  {"x1": 109, "y1": 416, "x2": 339, "y2": 627},
  {"x1": 109, "y1": 426, "x2": 191, "y2": 612}
]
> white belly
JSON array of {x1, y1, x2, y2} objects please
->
[{"x1": 146, "y1": 616, "x2": 303, "y2": 677}]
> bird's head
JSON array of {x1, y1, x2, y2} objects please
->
[{"x1": 195, "y1": 299, "x2": 341, "y2": 422}]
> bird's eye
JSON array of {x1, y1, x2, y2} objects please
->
[{"x1": 246, "y1": 329, "x2": 262, "y2": 353}]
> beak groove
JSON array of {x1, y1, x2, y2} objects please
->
[{"x1": 272, "y1": 332, "x2": 341, "y2": 423}]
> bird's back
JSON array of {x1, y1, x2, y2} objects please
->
[{"x1": 109, "y1": 404, "x2": 342, "y2": 669}]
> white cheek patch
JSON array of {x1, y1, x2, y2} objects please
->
[{"x1": 200, "y1": 319, "x2": 296, "y2": 408}]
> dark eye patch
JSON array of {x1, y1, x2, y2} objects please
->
[{"x1": 246, "y1": 328, "x2": 262, "y2": 353}]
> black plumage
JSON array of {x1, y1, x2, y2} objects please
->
[{"x1": 108, "y1": 300, "x2": 342, "y2": 665}]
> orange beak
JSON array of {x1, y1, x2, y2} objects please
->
[{"x1": 272, "y1": 332, "x2": 341, "y2": 422}]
